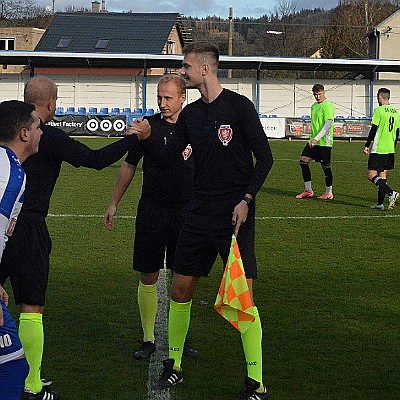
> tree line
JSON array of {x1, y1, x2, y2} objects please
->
[{"x1": 1, "y1": 0, "x2": 399, "y2": 78}]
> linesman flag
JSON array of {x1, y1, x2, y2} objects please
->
[{"x1": 214, "y1": 234, "x2": 255, "y2": 333}]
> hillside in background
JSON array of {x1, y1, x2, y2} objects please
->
[{"x1": 1, "y1": 0, "x2": 399, "y2": 78}]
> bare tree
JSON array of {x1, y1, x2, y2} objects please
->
[
  {"x1": 321, "y1": 0, "x2": 397, "y2": 59},
  {"x1": 275, "y1": 0, "x2": 297, "y2": 19},
  {"x1": 0, "y1": 0, "x2": 47, "y2": 19}
]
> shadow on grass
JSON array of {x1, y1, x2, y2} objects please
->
[{"x1": 262, "y1": 186, "x2": 370, "y2": 209}]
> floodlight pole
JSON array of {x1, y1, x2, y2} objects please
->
[
  {"x1": 227, "y1": 7, "x2": 233, "y2": 78},
  {"x1": 143, "y1": 60, "x2": 147, "y2": 114}
]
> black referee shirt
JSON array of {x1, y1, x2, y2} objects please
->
[
  {"x1": 143, "y1": 89, "x2": 273, "y2": 203},
  {"x1": 21, "y1": 123, "x2": 137, "y2": 217},
  {"x1": 125, "y1": 113, "x2": 193, "y2": 208}
]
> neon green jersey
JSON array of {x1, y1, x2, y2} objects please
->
[
  {"x1": 371, "y1": 105, "x2": 400, "y2": 154},
  {"x1": 310, "y1": 100, "x2": 335, "y2": 147}
]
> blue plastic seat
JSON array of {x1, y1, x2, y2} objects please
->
[
  {"x1": 145, "y1": 108, "x2": 154, "y2": 116},
  {"x1": 99, "y1": 107, "x2": 109, "y2": 115},
  {"x1": 126, "y1": 115, "x2": 136, "y2": 124},
  {"x1": 88, "y1": 107, "x2": 97, "y2": 114},
  {"x1": 55, "y1": 106, "x2": 64, "y2": 115},
  {"x1": 133, "y1": 107, "x2": 143, "y2": 115},
  {"x1": 122, "y1": 107, "x2": 131, "y2": 115},
  {"x1": 111, "y1": 107, "x2": 120, "y2": 115},
  {"x1": 77, "y1": 107, "x2": 87, "y2": 115},
  {"x1": 301, "y1": 115, "x2": 310, "y2": 120},
  {"x1": 66, "y1": 106, "x2": 75, "y2": 114}
]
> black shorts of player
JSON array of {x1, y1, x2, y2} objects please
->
[
  {"x1": 133, "y1": 199, "x2": 184, "y2": 274},
  {"x1": 0, "y1": 211, "x2": 51, "y2": 306},
  {"x1": 368, "y1": 153, "x2": 395, "y2": 172},
  {"x1": 173, "y1": 198, "x2": 257, "y2": 279},
  {"x1": 301, "y1": 144, "x2": 332, "y2": 164}
]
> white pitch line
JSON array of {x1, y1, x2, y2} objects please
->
[
  {"x1": 47, "y1": 213, "x2": 136, "y2": 219},
  {"x1": 256, "y1": 214, "x2": 400, "y2": 220},
  {"x1": 147, "y1": 267, "x2": 170, "y2": 400},
  {"x1": 47, "y1": 213, "x2": 400, "y2": 221},
  {"x1": 275, "y1": 158, "x2": 366, "y2": 164}
]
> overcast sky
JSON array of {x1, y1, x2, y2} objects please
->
[{"x1": 41, "y1": 0, "x2": 340, "y2": 18}]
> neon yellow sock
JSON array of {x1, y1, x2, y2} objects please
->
[
  {"x1": 137, "y1": 281, "x2": 157, "y2": 341},
  {"x1": 168, "y1": 299, "x2": 191, "y2": 370},
  {"x1": 241, "y1": 306, "x2": 264, "y2": 392},
  {"x1": 19, "y1": 313, "x2": 44, "y2": 393}
]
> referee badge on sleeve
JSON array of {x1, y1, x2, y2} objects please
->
[
  {"x1": 218, "y1": 125, "x2": 233, "y2": 146},
  {"x1": 182, "y1": 144, "x2": 192, "y2": 160}
]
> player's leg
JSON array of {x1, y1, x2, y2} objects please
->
[
  {"x1": 368, "y1": 154, "x2": 398, "y2": 209},
  {"x1": 296, "y1": 145, "x2": 314, "y2": 198},
  {"x1": 152, "y1": 273, "x2": 199, "y2": 390},
  {"x1": 316, "y1": 147, "x2": 333, "y2": 199},
  {"x1": 166, "y1": 208, "x2": 199, "y2": 359},
  {"x1": 371, "y1": 171, "x2": 387, "y2": 209},
  {"x1": 19, "y1": 304, "x2": 44, "y2": 394},
  {"x1": 153, "y1": 214, "x2": 214, "y2": 390},
  {"x1": 0, "y1": 358, "x2": 29, "y2": 400},
  {"x1": 234, "y1": 209, "x2": 268, "y2": 399},
  {"x1": 134, "y1": 272, "x2": 159, "y2": 360},
  {"x1": 133, "y1": 200, "x2": 165, "y2": 360},
  {"x1": 4, "y1": 213, "x2": 59, "y2": 399}
]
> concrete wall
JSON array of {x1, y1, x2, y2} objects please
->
[{"x1": 1, "y1": 73, "x2": 400, "y2": 118}]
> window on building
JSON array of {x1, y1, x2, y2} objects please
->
[
  {"x1": 0, "y1": 38, "x2": 15, "y2": 51},
  {"x1": 94, "y1": 39, "x2": 110, "y2": 49},
  {"x1": 166, "y1": 40, "x2": 175, "y2": 54},
  {"x1": 57, "y1": 37, "x2": 72, "y2": 48}
]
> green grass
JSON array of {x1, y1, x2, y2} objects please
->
[{"x1": 5, "y1": 138, "x2": 400, "y2": 399}]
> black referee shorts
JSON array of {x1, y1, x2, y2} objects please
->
[
  {"x1": 173, "y1": 198, "x2": 257, "y2": 279},
  {"x1": 133, "y1": 199, "x2": 184, "y2": 274},
  {"x1": 301, "y1": 144, "x2": 332, "y2": 164},
  {"x1": 368, "y1": 153, "x2": 395, "y2": 172},
  {"x1": 0, "y1": 211, "x2": 51, "y2": 306}
]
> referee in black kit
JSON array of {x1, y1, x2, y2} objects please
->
[
  {"x1": 0, "y1": 76, "x2": 136, "y2": 400},
  {"x1": 131, "y1": 41, "x2": 273, "y2": 400}
]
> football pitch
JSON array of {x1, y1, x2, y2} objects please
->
[{"x1": 5, "y1": 138, "x2": 400, "y2": 400}]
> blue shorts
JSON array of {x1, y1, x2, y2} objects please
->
[{"x1": 0, "y1": 357, "x2": 29, "y2": 400}]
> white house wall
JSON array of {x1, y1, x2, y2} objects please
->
[{"x1": 1, "y1": 73, "x2": 400, "y2": 117}]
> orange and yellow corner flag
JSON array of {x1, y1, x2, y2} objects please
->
[{"x1": 214, "y1": 234, "x2": 255, "y2": 333}]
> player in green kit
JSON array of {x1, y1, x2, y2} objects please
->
[
  {"x1": 296, "y1": 83, "x2": 335, "y2": 200},
  {"x1": 364, "y1": 87, "x2": 400, "y2": 210}
]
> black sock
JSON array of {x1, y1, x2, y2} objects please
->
[
  {"x1": 377, "y1": 179, "x2": 386, "y2": 204},
  {"x1": 371, "y1": 175, "x2": 393, "y2": 196},
  {"x1": 300, "y1": 160, "x2": 311, "y2": 182},
  {"x1": 321, "y1": 163, "x2": 333, "y2": 187}
]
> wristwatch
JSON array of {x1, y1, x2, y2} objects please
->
[{"x1": 241, "y1": 196, "x2": 253, "y2": 206}]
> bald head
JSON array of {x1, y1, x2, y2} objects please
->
[{"x1": 24, "y1": 76, "x2": 58, "y2": 122}]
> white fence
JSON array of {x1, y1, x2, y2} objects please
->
[{"x1": 1, "y1": 73, "x2": 400, "y2": 118}]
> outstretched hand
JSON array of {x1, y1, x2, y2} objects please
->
[{"x1": 127, "y1": 118, "x2": 151, "y2": 141}]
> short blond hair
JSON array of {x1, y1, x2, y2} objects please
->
[{"x1": 158, "y1": 74, "x2": 186, "y2": 96}]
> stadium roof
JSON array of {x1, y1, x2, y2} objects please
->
[
  {"x1": 0, "y1": 50, "x2": 400, "y2": 72},
  {"x1": 35, "y1": 12, "x2": 182, "y2": 54}
]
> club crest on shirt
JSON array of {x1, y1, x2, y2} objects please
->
[
  {"x1": 218, "y1": 125, "x2": 233, "y2": 146},
  {"x1": 182, "y1": 144, "x2": 192, "y2": 160}
]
